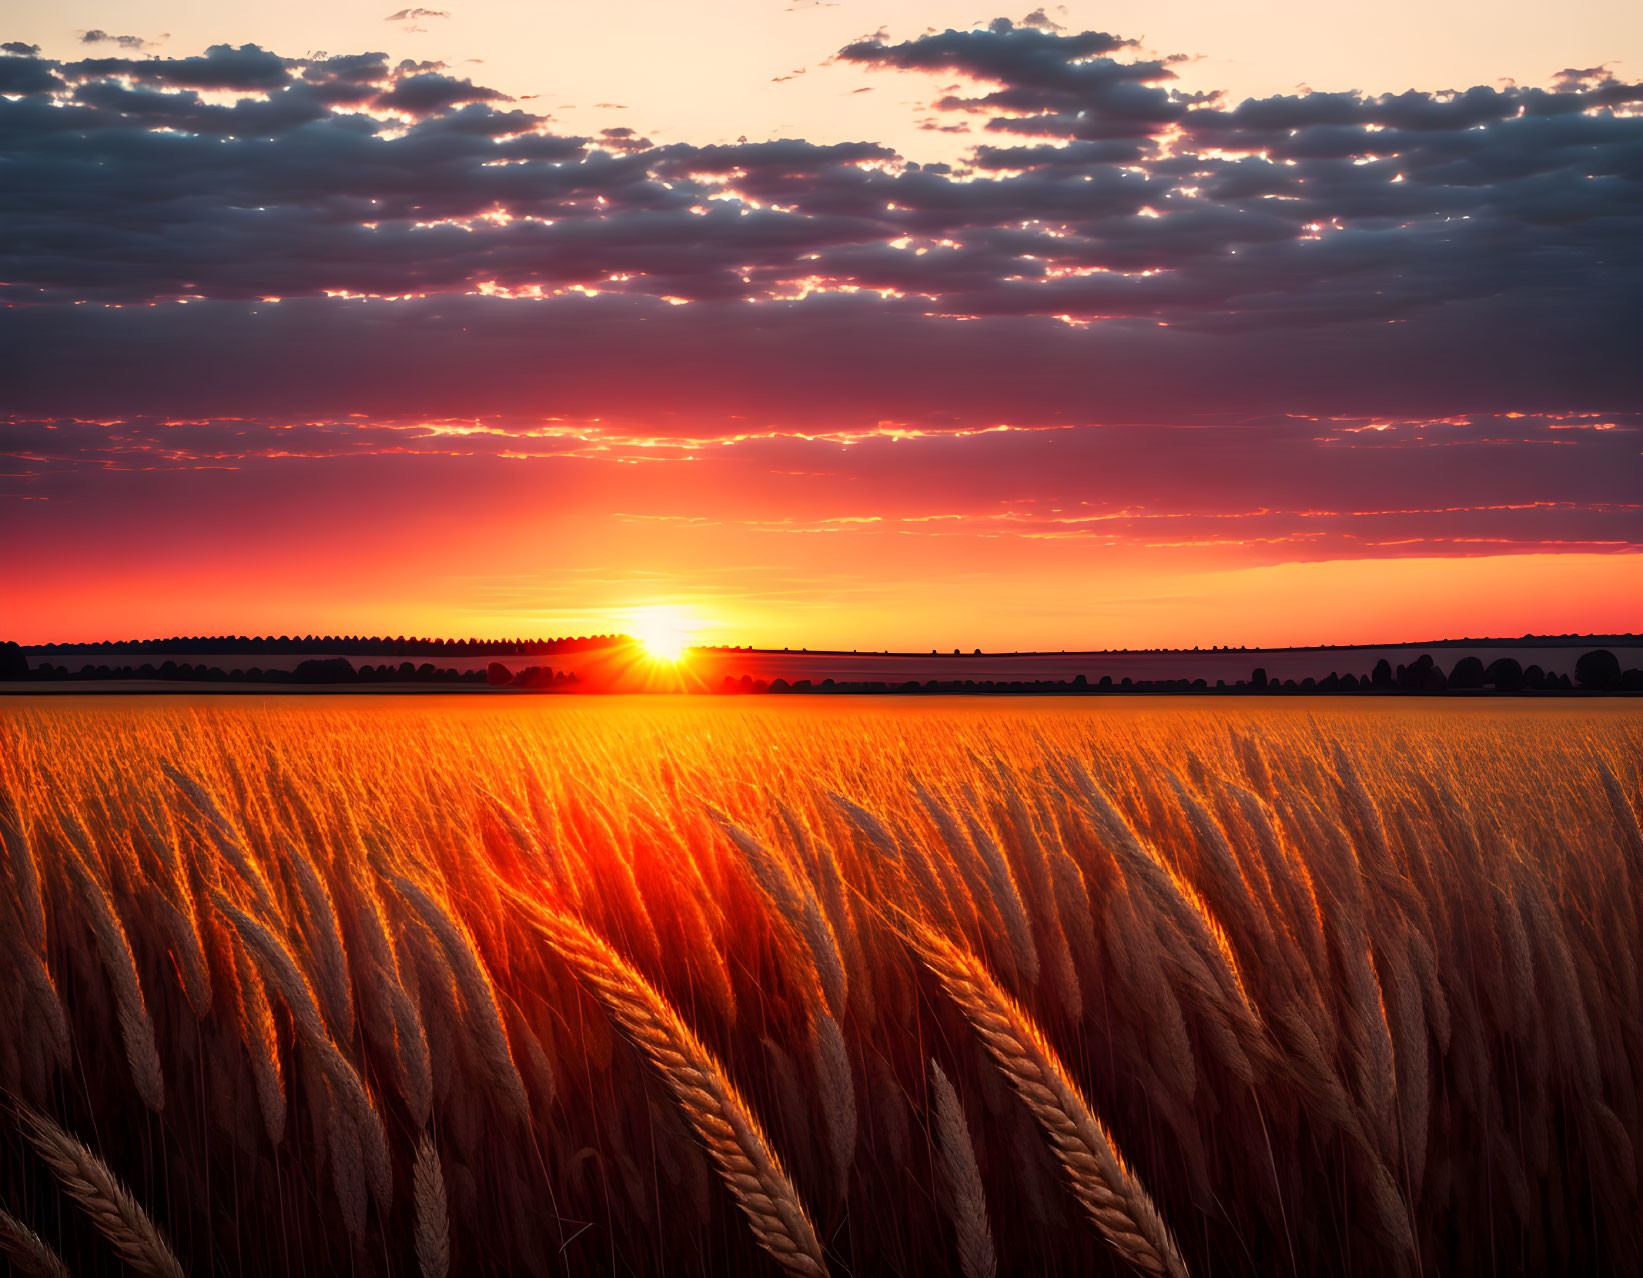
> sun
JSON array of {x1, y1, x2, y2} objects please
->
[{"x1": 626, "y1": 605, "x2": 698, "y2": 663}]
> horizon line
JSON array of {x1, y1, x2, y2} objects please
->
[{"x1": 9, "y1": 631, "x2": 1642, "y2": 656}]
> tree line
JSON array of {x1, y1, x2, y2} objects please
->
[
  {"x1": 3, "y1": 643, "x2": 1638, "y2": 693},
  {"x1": 722, "y1": 650, "x2": 1641, "y2": 695},
  {"x1": 19, "y1": 634, "x2": 632, "y2": 657}
]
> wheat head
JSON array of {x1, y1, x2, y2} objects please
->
[
  {"x1": 907, "y1": 921, "x2": 1190, "y2": 1278},
  {"x1": 508, "y1": 887, "x2": 829, "y2": 1278},
  {"x1": 0, "y1": 1205, "x2": 73, "y2": 1278},
  {"x1": 18, "y1": 1108, "x2": 185, "y2": 1278},
  {"x1": 413, "y1": 1131, "x2": 450, "y2": 1278},
  {"x1": 929, "y1": 1059, "x2": 997, "y2": 1278}
]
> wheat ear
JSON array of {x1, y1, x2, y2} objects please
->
[
  {"x1": 508, "y1": 889, "x2": 828, "y2": 1278},
  {"x1": 908, "y1": 922, "x2": 1190, "y2": 1278},
  {"x1": 18, "y1": 1109, "x2": 185, "y2": 1278},
  {"x1": 0, "y1": 792, "x2": 46, "y2": 951},
  {"x1": 215, "y1": 895, "x2": 393, "y2": 1212},
  {"x1": 413, "y1": 1132, "x2": 450, "y2": 1278},
  {"x1": 928, "y1": 1060, "x2": 997, "y2": 1278},
  {"x1": 391, "y1": 875, "x2": 531, "y2": 1127},
  {"x1": 0, "y1": 1205, "x2": 73, "y2": 1278}
]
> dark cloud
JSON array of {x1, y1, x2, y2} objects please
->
[
  {"x1": 0, "y1": 19, "x2": 1638, "y2": 576},
  {"x1": 373, "y1": 69, "x2": 509, "y2": 114},
  {"x1": 3, "y1": 291, "x2": 1635, "y2": 428},
  {"x1": 599, "y1": 125, "x2": 653, "y2": 153},
  {"x1": 80, "y1": 30, "x2": 154, "y2": 51},
  {"x1": 0, "y1": 24, "x2": 1633, "y2": 344},
  {"x1": 0, "y1": 52, "x2": 57, "y2": 95},
  {"x1": 2, "y1": 40, "x2": 40, "y2": 56},
  {"x1": 67, "y1": 42, "x2": 293, "y2": 91}
]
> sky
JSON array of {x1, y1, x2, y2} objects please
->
[{"x1": 3, "y1": 2, "x2": 1641, "y2": 649}]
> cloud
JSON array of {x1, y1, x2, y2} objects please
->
[
  {"x1": 386, "y1": 8, "x2": 450, "y2": 20},
  {"x1": 2, "y1": 40, "x2": 41, "y2": 56},
  {"x1": 1551, "y1": 64, "x2": 1616, "y2": 91},
  {"x1": 79, "y1": 30, "x2": 155, "y2": 51},
  {"x1": 1019, "y1": 9, "x2": 1064, "y2": 32},
  {"x1": 373, "y1": 68, "x2": 510, "y2": 113}
]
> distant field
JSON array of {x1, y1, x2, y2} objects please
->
[
  {"x1": 1, "y1": 697, "x2": 1640, "y2": 1276},
  {"x1": 682, "y1": 642, "x2": 1643, "y2": 688},
  {"x1": 15, "y1": 639, "x2": 1643, "y2": 692}
]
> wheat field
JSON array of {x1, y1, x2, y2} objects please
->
[{"x1": 0, "y1": 695, "x2": 1639, "y2": 1277}]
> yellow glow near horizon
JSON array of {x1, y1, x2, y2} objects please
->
[{"x1": 626, "y1": 605, "x2": 700, "y2": 663}]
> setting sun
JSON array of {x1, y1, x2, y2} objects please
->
[{"x1": 626, "y1": 605, "x2": 699, "y2": 663}]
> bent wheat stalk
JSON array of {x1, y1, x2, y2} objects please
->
[
  {"x1": 506, "y1": 886, "x2": 828, "y2": 1278},
  {"x1": 908, "y1": 921, "x2": 1191, "y2": 1278},
  {"x1": 18, "y1": 1108, "x2": 185, "y2": 1278}
]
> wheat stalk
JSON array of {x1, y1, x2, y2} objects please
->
[
  {"x1": 215, "y1": 894, "x2": 392, "y2": 1212},
  {"x1": 17, "y1": 1109, "x2": 185, "y2": 1278},
  {"x1": 713, "y1": 813, "x2": 848, "y2": 1020},
  {"x1": 56, "y1": 824, "x2": 164, "y2": 1112},
  {"x1": 284, "y1": 843, "x2": 354, "y2": 1036},
  {"x1": 907, "y1": 921, "x2": 1191, "y2": 1278},
  {"x1": 507, "y1": 887, "x2": 829, "y2": 1278},
  {"x1": 392, "y1": 875, "x2": 532, "y2": 1127}
]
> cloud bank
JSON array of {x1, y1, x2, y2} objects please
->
[{"x1": 2, "y1": 19, "x2": 1640, "y2": 640}]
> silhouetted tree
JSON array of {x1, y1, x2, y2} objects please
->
[
  {"x1": 294, "y1": 657, "x2": 355, "y2": 683},
  {"x1": 486, "y1": 662, "x2": 513, "y2": 687},
  {"x1": 1251, "y1": 667, "x2": 1268, "y2": 690},
  {"x1": 1484, "y1": 658, "x2": 1524, "y2": 691},
  {"x1": 1397, "y1": 654, "x2": 1437, "y2": 691},
  {"x1": 1575, "y1": 649, "x2": 1622, "y2": 690},
  {"x1": 0, "y1": 642, "x2": 26, "y2": 680},
  {"x1": 1448, "y1": 656, "x2": 1486, "y2": 689},
  {"x1": 1371, "y1": 658, "x2": 1393, "y2": 689}
]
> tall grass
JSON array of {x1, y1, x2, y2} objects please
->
[{"x1": 0, "y1": 696, "x2": 1639, "y2": 1276}]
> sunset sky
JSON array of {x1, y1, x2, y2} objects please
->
[{"x1": 4, "y1": 2, "x2": 1641, "y2": 648}]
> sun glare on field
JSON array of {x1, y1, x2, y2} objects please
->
[{"x1": 626, "y1": 605, "x2": 698, "y2": 663}]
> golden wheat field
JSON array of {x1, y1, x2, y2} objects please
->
[{"x1": 0, "y1": 695, "x2": 1640, "y2": 1278}]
